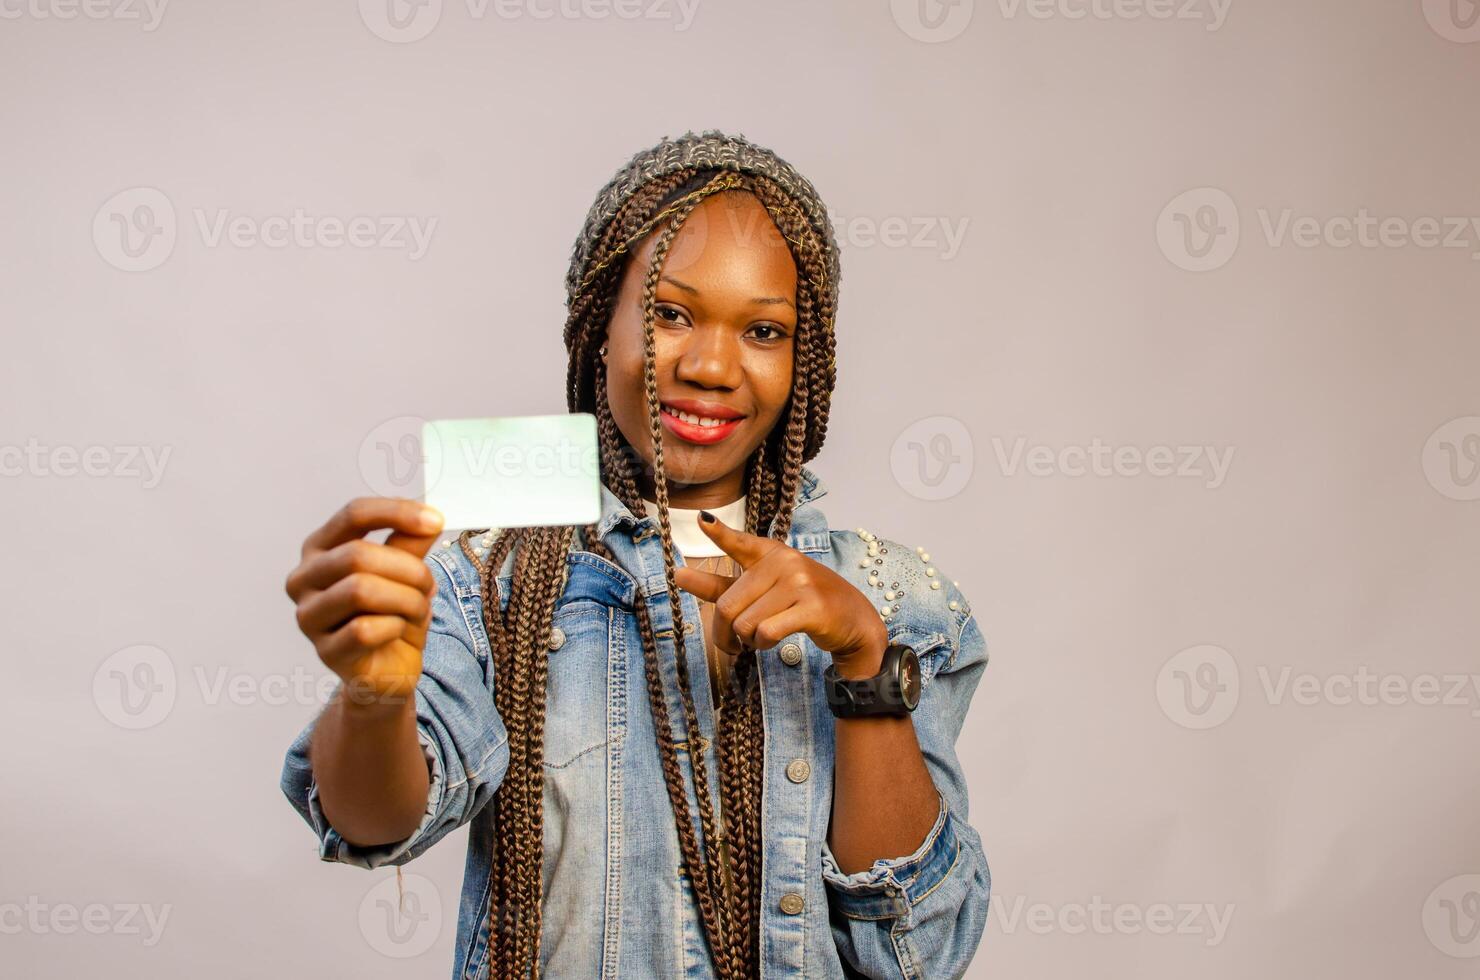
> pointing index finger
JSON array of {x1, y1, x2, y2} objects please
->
[{"x1": 697, "y1": 510, "x2": 776, "y2": 568}]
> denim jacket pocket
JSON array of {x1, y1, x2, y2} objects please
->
[{"x1": 542, "y1": 598, "x2": 613, "y2": 769}]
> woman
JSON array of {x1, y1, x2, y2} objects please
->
[{"x1": 280, "y1": 130, "x2": 990, "y2": 979}]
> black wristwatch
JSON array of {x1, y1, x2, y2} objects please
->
[{"x1": 823, "y1": 642, "x2": 922, "y2": 718}]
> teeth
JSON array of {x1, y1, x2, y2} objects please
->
[{"x1": 666, "y1": 406, "x2": 731, "y2": 428}]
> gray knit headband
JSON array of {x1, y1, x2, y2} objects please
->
[{"x1": 564, "y1": 129, "x2": 841, "y2": 310}]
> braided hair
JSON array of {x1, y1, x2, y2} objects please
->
[{"x1": 474, "y1": 131, "x2": 841, "y2": 979}]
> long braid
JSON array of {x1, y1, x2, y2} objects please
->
[
  {"x1": 714, "y1": 451, "x2": 770, "y2": 963},
  {"x1": 479, "y1": 522, "x2": 573, "y2": 974},
  {"x1": 479, "y1": 131, "x2": 840, "y2": 979},
  {"x1": 633, "y1": 176, "x2": 751, "y2": 978}
]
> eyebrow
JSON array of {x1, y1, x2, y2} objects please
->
[{"x1": 661, "y1": 275, "x2": 795, "y2": 310}]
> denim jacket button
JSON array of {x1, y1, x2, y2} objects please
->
[
  {"x1": 785, "y1": 759, "x2": 811, "y2": 783},
  {"x1": 779, "y1": 892, "x2": 805, "y2": 915},
  {"x1": 548, "y1": 626, "x2": 566, "y2": 651},
  {"x1": 779, "y1": 642, "x2": 803, "y2": 666}
]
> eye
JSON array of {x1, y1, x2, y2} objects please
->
[
  {"x1": 748, "y1": 323, "x2": 790, "y2": 342},
  {"x1": 654, "y1": 304, "x2": 689, "y2": 326}
]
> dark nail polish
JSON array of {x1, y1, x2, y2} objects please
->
[{"x1": 700, "y1": 510, "x2": 716, "y2": 524}]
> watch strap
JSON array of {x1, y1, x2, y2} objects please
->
[{"x1": 824, "y1": 642, "x2": 916, "y2": 717}]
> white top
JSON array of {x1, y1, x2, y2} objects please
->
[{"x1": 638, "y1": 493, "x2": 747, "y2": 558}]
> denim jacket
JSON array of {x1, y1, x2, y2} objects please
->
[{"x1": 280, "y1": 466, "x2": 991, "y2": 979}]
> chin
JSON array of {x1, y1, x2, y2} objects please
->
[
  {"x1": 648, "y1": 444, "x2": 753, "y2": 486},
  {"x1": 655, "y1": 454, "x2": 734, "y2": 487}
]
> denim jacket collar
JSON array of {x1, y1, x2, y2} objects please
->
[{"x1": 594, "y1": 464, "x2": 832, "y2": 556}]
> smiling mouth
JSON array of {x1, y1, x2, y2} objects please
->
[{"x1": 659, "y1": 402, "x2": 746, "y2": 445}]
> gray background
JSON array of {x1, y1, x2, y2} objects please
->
[{"x1": 3, "y1": 0, "x2": 1478, "y2": 977}]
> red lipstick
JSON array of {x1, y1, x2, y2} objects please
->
[{"x1": 659, "y1": 399, "x2": 746, "y2": 445}]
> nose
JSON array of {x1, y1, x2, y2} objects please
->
[{"x1": 674, "y1": 324, "x2": 742, "y2": 390}]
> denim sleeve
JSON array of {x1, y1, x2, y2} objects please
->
[
  {"x1": 278, "y1": 553, "x2": 509, "y2": 869},
  {"x1": 821, "y1": 608, "x2": 992, "y2": 978}
]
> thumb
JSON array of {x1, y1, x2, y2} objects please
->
[
  {"x1": 386, "y1": 506, "x2": 444, "y2": 561},
  {"x1": 673, "y1": 564, "x2": 736, "y2": 603}
]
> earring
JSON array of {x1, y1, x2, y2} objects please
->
[{"x1": 597, "y1": 344, "x2": 608, "y2": 359}]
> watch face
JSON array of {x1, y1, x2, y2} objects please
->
[{"x1": 899, "y1": 648, "x2": 921, "y2": 710}]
